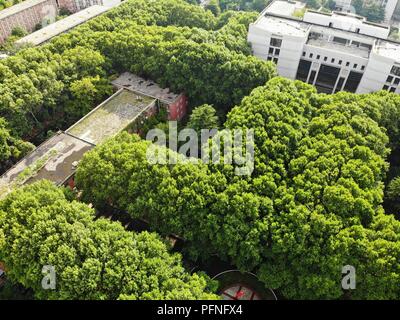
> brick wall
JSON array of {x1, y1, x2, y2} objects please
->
[
  {"x1": 57, "y1": 0, "x2": 103, "y2": 13},
  {"x1": 0, "y1": 0, "x2": 58, "y2": 43}
]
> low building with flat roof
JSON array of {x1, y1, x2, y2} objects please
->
[
  {"x1": 112, "y1": 72, "x2": 188, "y2": 121},
  {"x1": 66, "y1": 88, "x2": 156, "y2": 145},
  {"x1": 16, "y1": 5, "x2": 112, "y2": 46},
  {"x1": 0, "y1": 87, "x2": 156, "y2": 198},
  {"x1": 0, "y1": 75, "x2": 186, "y2": 199},
  {"x1": 0, "y1": 132, "x2": 94, "y2": 198}
]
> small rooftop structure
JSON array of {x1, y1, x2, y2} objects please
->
[
  {"x1": 66, "y1": 88, "x2": 156, "y2": 145},
  {"x1": 0, "y1": 0, "x2": 49, "y2": 20},
  {"x1": 112, "y1": 72, "x2": 181, "y2": 104},
  {"x1": 15, "y1": 5, "x2": 112, "y2": 46},
  {"x1": 0, "y1": 132, "x2": 94, "y2": 198}
]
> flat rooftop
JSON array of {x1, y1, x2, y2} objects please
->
[
  {"x1": 0, "y1": 0, "x2": 49, "y2": 21},
  {"x1": 253, "y1": 15, "x2": 310, "y2": 37},
  {"x1": 16, "y1": 5, "x2": 111, "y2": 46},
  {"x1": 112, "y1": 72, "x2": 181, "y2": 104},
  {"x1": 0, "y1": 132, "x2": 94, "y2": 199},
  {"x1": 265, "y1": 0, "x2": 305, "y2": 17},
  {"x1": 66, "y1": 88, "x2": 156, "y2": 145},
  {"x1": 374, "y1": 40, "x2": 400, "y2": 61},
  {"x1": 307, "y1": 38, "x2": 370, "y2": 58}
]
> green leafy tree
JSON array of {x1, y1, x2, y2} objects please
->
[
  {"x1": 206, "y1": 0, "x2": 221, "y2": 16},
  {"x1": 187, "y1": 104, "x2": 219, "y2": 132},
  {"x1": 76, "y1": 78, "x2": 400, "y2": 299},
  {"x1": 0, "y1": 180, "x2": 219, "y2": 300}
]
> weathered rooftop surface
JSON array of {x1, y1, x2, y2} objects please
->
[
  {"x1": 16, "y1": 5, "x2": 112, "y2": 46},
  {"x1": 112, "y1": 72, "x2": 181, "y2": 104},
  {"x1": 0, "y1": 132, "x2": 94, "y2": 199},
  {"x1": 66, "y1": 88, "x2": 156, "y2": 145}
]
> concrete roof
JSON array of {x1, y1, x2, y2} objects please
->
[
  {"x1": 66, "y1": 88, "x2": 156, "y2": 145},
  {"x1": 265, "y1": 0, "x2": 305, "y2": 17},
  {"x1": 16, "y1": 5, "x2": 111, "y2": 46},
  {"x1": 0, "y1": 0, "x2": 49, "y2": 21},
  {"x1": 374, "y1": 40, "x2": 400, "y2": 61},
  {"x1": 255, "y1": 15, "x2": 310, "y2": 37},
  {"x1": 112, "y1": 72, "x2": 182, "y2": 104},
  {"x1": 0, "y1": 132, "x2": 94, "y2": 199}
]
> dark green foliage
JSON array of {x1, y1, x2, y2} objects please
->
[
  {"x1": 76, "y1": 78, "x2": 400, "y2": 299},
  {"x1": 0, "y1": 181, "x2": 218, "y2": 300}
]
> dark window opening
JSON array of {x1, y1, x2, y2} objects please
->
[
  {"x1": 391, "y1": 65, "x2": 400, "y2": 76},
  {"x1": 334, "y1": 77, "x2": 346, "y2": 93},
  {"x1": 343, "y1": 71, "x2": 363, "y2": 93},
  {"x1": 314, "y1": 64, "x2": 340, "y2": 93},
  {"x1": 308, "y1": 70, "x2": 317, "y2": 84},
  {"x1": 296, "y1": 59, "x2": 312, "y2": 82},
  {"x1": 270, "y1": 38, "x2": 282, "y2": 47}
]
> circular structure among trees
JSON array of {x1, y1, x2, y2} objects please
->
[
  {"x1": 213, "y1": 270, "x2": 277, "y2": 300},
  {"x1": 221, "y1": 284, "x2": 261, "y2": 300}
]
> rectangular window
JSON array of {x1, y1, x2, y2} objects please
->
[
  {"x1": 346, "y1": 62, "x2": 350, "y2": 67},
  {"x1": 334, "y1": 77, "x2": 346, "y2": 93},
  {"x1": 270, "y1": 38, "x2": 282, "y2": 47},
  {"x1": 269, "y1": 47, "x2": 274, "y2": 54},
  {"x1": 339, "y1": 60, "x2": 342, "y2": 65},
  {"x1": 324, "y1": 56, "x2": 328, "y2": 61},
  {"x1": 333, "y1": 37, "x2": 347, "y2": 45},
  {"x1": 353, "y1": 64, "x2": 358, "y2": 69},
  {"x1": 309, "y1": 53, "x2": 313, "y2": 58},
  {"x1": 273, "y1": 57, "x2": 278, "y2": 64},
  {"x1": 343, "y1": 71, "x2": 363, "y2": 93},
  {"x1": 361, "y1": 65, "x2": 365, "y2": 71},
  {"x1": 394, "y1": 78, "x2": 400, "y2": 85},
  {"x1": 383, "y1": 85, "x2": 389, "y2": 90},
  {"x1": 314, "y1": 64, "x2": 340, "y2": 93},
  {"x1": 331, "y1": 58, "x2": 335, "y2": 63},
  {"x1": 308, "y1": 70, "x2": 317, "y2": 84},
  {"x1": 275, "y1": 48, "x2": 280, "y2": 56},
  {"x1": 387, "y1": 75, "x2": 393, "y2": 83},
  {"x1": 296, "y1": 59, "x2": 312, "y2": 82},
  {"x1": 390, "y1": 87, "x2": 396, "y2": 93},
  {"x1": 391, "y1": 65, "x2": 400, "y2": 76},
  {"x1": 316, "y1": 55, "x2": 320, "y2": 59}
]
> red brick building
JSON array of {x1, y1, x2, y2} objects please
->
[
  {"x1": 0, "y1": 0, "x2": 58, "y2": 43},
  {"x1": 112, "y1": 72, "x2": 189, "y2": 121}
]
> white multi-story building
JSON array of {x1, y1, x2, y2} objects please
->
[{"x1": 248, "y1": 1, "x2": 400, "y2": 94}]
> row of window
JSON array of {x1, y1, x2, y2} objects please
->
[
  {"x1": 296, "y1": 59, "x2": 363, "y2": 94},
  {"x1": 302, "y1": 51, "x2": 365, "y2": 71}
]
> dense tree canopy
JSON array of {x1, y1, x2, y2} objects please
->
[
  {"x1": 76, "y1": 78, "x2": 400, "y2": 299},
  {"x1": 0, "y1": 180, "x2": 218, "y2": 300}
]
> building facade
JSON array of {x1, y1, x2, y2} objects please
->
[
  {"x1": 248, "y1": 1, "x2": 400, "y2": 94},
  {"x1": 0, "y1": 0, "x2": 58, "y2": 43}
]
